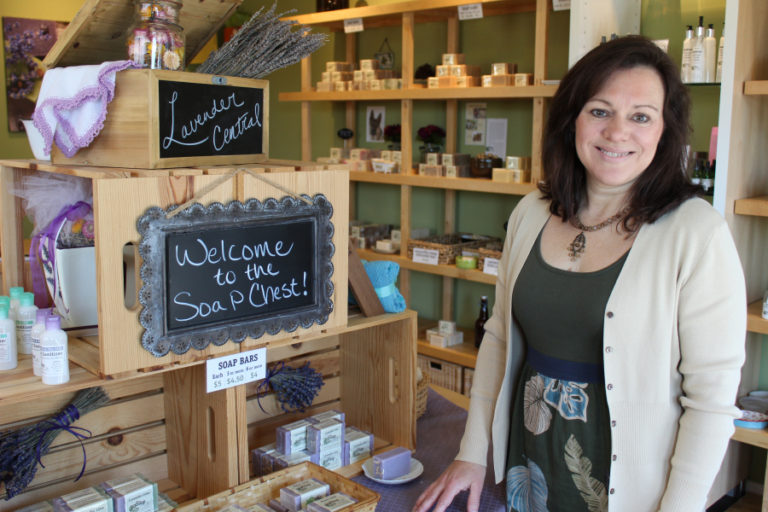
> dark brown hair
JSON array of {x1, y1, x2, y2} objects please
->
[{"x1": 539, "y1": 35, "x2": 699, "y2": 231}]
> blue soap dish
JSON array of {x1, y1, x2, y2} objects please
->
[{"x1": 735, "y1": 410, "x2": 768, "y2": 429}]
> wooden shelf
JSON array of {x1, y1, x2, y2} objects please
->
[
  {"x1": 284, "y1": 0, "x2": 539, "y2": 30},
  {"x1": 350, "y1": 170, "x2": 537, "y2": 195},
  {"x1": 747, "y1": 300, "x2": 768, "y2": 335},
  {"x1": 357, "y1": 248, "x2": 498, "y2": 285},
  {"x1": 417, "y1": 339, "x2": 478, "y2": 369},
  {"x1": 744, "y1": 80, "x2": 768, "y2": 95},
  {"x1": 734, "y1": 196, "x2": 768, "y2": 216},
  {"x1": 732, "y1": 426, "x2": 768, "y2": 450},
  {"x1": 279, "y1": 85, "x2": 557, "y2": 102}
]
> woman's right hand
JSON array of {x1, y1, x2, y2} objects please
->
[{"x1": 412, "y1": 460, "x2": 487, "y2": 512}]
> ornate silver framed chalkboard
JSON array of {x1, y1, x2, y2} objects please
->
[{"x1": 136, "y1": 195, "x2": 334, "y2": 357}]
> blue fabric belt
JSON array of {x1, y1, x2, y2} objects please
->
[{"x1": 526, "y1": 345, "x2": 604, "y2": 384}]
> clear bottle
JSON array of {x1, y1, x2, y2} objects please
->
[
  {"x1": 691, "y1": 159, "x2": 703, "y2": 186},
  {"x1": 31, "y1": 307, "x2": 51, "y2": 376},
  {"x1": 689, "y1": 16, "x2": 706, "y2": 83},
  {"x1": 16, "y1": 292, "x2": 37, "y2": 355},
  {"x1": 0, "y1": 306, "x2": 17, "y2": 371},
  {"x1": 681, "y1": 25, "x2": 693, "y2": 83},
  {"x1": 704, "y1": 24, "x2": 717, "y2": 83},
  {"x1": 716, "y1": 23, "x2": 725, "y2": 83},
  {"x1": 474, "y1": 296, "x2": 489, "y2": 348},
  {"x1": 41, "y1": 315, "x2": 69, "y2": 385},
  {"x1": 8, "y1": 286, "x2": 24, "y2": 320}
]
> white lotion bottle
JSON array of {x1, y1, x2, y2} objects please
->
[
  {"x1": 704, "y1": 24, "x2": 717, "y2": 83},
  {"x1": 689, "y1": 16, "x2": 706, "y2": 83},
  {"x1": 716, "y1": 23, "x2": 725, "y2": 83},
  {"x1": 41, "y1": 315, "x2": 69, "y2": 385},
  {"x1": 0, "y1": 307, "x2": 17, "y2": 371},
  {"x1": 31, "y1": 307, "x2": 51, "y2": 376},
  {"x1": 8, "y1": 286, "x2": 23, "y2": 321},
  {"x1": 681, "y1": 25, "x2": 693, "y2": 83},
  {"x1": 16, "y1": 292, "x2": 37, "y2": 355}
]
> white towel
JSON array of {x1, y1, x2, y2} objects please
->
[{"x1": 32, "y1": 60, "x2": 135, "y2": 158}]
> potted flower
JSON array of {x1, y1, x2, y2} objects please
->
[
  {"x1": 417, "y1": 124, "x2": 446, "y2": 161},
  {"x1": 384, "y1": 124, "x2": 401, "y2": 150}
]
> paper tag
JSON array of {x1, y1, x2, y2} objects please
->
[
  {"x1": 458, "y1": 3, "x2": 483, "y2": 20},
  {"x1": 206, "y1": 348, "x2": 266, "y2": 393},
  {"x1": 553, "y1": 0, "x2": 570, "y2": 10},
  {"x1": 344, "y1": 18, "x2": 364, "y2": 33},
  {"x1": 412, "y1": 248, "x2": 440, "y2": 265},
  {"x1": 483, "y1": 258, "x2": 500, "y2": 276}
]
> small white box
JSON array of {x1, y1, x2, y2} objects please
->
[
  {"x1": 427, "y1": 328, "x2": 463, "y2": 347},
  {"x1": 438, "y1": 320, "x2": 456, "y2": 335}
]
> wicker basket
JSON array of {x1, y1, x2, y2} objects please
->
[
  {"x1": 477, "y1": 242, "x2": 503, "y2": 271},
  {"x1": 416, "y1": 368, "x2": 430, "y2": 418},
  {"x1": 407, "y1": 233, "x2": 497, "y2": 265}
]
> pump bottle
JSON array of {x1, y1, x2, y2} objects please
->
[
  {"x1": 31, "y1": 307, "x2": 51, "y2": 376},
  {"x1": 681, "y1": 25, "x2": 693, "y2": 83},
  {"x1": 704, "y1": 24, "x2": 717, "y2": 83},
  {"x1": 16, "y1": 292, "x2": 37, "y2": 355},
  {"x1": 689, "y1": 16, "x2": 706, "y2": 83},
  {"x1": 716, "y1": 24, "x2": 725, "y2": 83},
  {"x1": 41, "y1": 315, "x2": 69, "y2": 385}
]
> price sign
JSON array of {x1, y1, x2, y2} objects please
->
[
  {"x1": 412, "y1": 248, "x2": 440, "y2": 265},
  {"x1": 344, "y1": 18, "x2": 364, "y2": 33},
  {"x1": 458, "y1": 4, "x2": 483, "y2": 20},
  {"x1": 483, "y1": 257, "x2": 500, "y2": 276},
  {"x1": 206, "y1": 348, "x2": 266, "y2": 393},
  {"x1": 553, "y1": 0, "x2": 570, "y2": 11}
]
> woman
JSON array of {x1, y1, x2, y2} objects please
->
[{"x1": 414, "y1": 36, "x2": 746, "y2": 512}]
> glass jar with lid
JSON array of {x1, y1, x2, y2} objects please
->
[{"x1": 127, "y1": 19, "x2": 185, "y2": 70}]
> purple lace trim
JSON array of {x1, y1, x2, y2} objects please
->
[{"x1": 32, "y1": 60, "x2": 136, "y2": 158}]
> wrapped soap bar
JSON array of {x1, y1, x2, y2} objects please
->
[
  {"x1": 344, "y1": 427, "x2": 374, "y2": 465},
  {"x1": 309, "y1": 409, "x2": 346, "y2": 426},
  {"x1": 272, "y1": 449, "x2": 316, "y2": 471},
  {"x1": 280, "y1": 478, "x2": 331, "y2": 512},
  {"x1": 156, "y1": 493, "x2": 176, "y2": 512},
  {"x1": 307, "y1": 419, "x2": 345, "y2": 452},
  {"x1": 17, "y1": 502, "x2": 54, "y2": 512},
  {"x1": 317, "y1": 447, "x2": 343, "y2": 470},
  {"x1": 373, "y1": 447, "x2": 412, "y2": 480},
  {"x1": 52, "y1": 486, "x2": 113, "y2": 512},
  {"x1": 276, "y1": 419, "x2": 311, "y2": 454},
  {"x1": 307, "y1": 493, "x2": 358, "y2": 512},
  {"x1": 100, "y1": 473, "x2": 157, "y2": 512},
  {"x1": 252, "y1": 443, "x2": 277, "y2": 476}
]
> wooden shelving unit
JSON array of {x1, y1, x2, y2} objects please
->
[{"x1": 279, "y1": 84, "x2": 557, "y2": 102}]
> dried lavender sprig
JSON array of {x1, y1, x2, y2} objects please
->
[{"x1": 256, "y1": 361, "x2": 325, "y2": 414}]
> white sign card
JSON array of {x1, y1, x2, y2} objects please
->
[
  {"x1": 553, "y1": 0, "x2": 571, "y2": 10},
  {"x1": 412, "y1": 248, "x2": 440, "y2": 265},
  {"x1": 483, "y1": 258, "x2": 500, "y2": 276},
  {"x1": 458, "y1": 4, "x2": 483, "y2": 20},
  {"x1": 206, "y1": 347, "x2": 266, "y2": 393},
  {"x1": 486, "y1": 118, "x2": 508, "y2": 160},
  {"x1": 465, "y1": 103, "x2": 486, "y2": 145},
  {"x1": 344, "y1": 18, "x2": 364, "y2": 33}
]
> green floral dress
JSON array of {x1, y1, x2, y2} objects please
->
[{"x1": 505, "y1": 231, "x2": 628, "y2": 512}]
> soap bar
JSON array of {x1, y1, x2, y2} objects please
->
[
  {"x1": 276, "y1": 419, "x2": 311, "y2": 454},
  {"x1": 52, "y1": 487, "x2": 114, "y2": 512},
  {"x1": 307, "y1": 419, "x2": 345, "y2": 452},
  {"x1": 307, "y1": 493, "x2": 358, "y2": 512},
  {"x1": 252, "y1": 443, "x2": 277, "y2": 476},
  {"x1": 280, "y1": 478, "x2": 331, "y2": 512},
  {"x1": 344, "y1": 427, "x2": 374, "y2": 465},
  {"x1": 17, "y1": 502, "x2": 54, "y2": 512},
  {"x1": 372, "y1": 447, "x2": 412, "y2": 480},
  {"x1": 272, "y1": 449, "x2": 315, "y2": 471},
  {"x1": 317, "y1": 448, "x2": 343, "y2": 470},
  {"x1": 100, "y1": 473, "x2": 157, "y2": 512}
]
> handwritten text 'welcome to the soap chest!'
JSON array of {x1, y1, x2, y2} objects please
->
[
  {"x1": 169, "y1": 232, "x2": 312, "y2": 325},
  {"x1": 162, "y1": 89, "x2": 261, "y2": 152}
]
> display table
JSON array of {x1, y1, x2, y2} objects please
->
[{"x1": 353, "y1": 388, "x2": 505, "y2": 511}]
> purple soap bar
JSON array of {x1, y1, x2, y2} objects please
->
[
  {"x1": 373, "y1": 447, "x2": 411, "y2": 480},
  {"x1": 269, "y1": 499, "x2": 289, "y2": 512}
]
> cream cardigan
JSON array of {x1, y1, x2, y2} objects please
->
[{"x1": 455, "y1": 191, "x2": 746, "y2": 511}]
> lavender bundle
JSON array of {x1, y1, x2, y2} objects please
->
[
  {"x1": 197, "y1": 3, "x2": 328, "y2": 78},
  {"x1": 0, "y1": 387, "x2": 110, "y2": 500},
  {"x1": 257, "y1": 361, "x2": 325, "y2": 413}
]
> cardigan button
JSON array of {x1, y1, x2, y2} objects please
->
[
  {"x1": 607, "y1": 383, "x2": 614, "y2": 390},
  {"x1": 606, "y1": 311, "x2": 614, "y2": 318},
  {"x1": 612, "y1": 454, "x2": 617, "y2": 461},
  {"x1": 611, "y1": 420, "x2": 617, "y2": 427},
  {"x1": 610, "y1": 488, "x2": 615, "y2": 495},
  {"x1": 605, "y1": 346, "x2": 613, "y2": 353}
]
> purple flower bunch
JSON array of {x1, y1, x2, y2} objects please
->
[
  {"x1": 257, "y1": 361, "x2": 325, "y2": 413},
  {"x1": 417, "y1": 124, "x2": 446, "y2": 145},
  {"x1": 384, "y1": 124, "x2": 401, "y2": 143},
  {"x1": 0, "y1": 387, "x2": 109, "y2": 500}
]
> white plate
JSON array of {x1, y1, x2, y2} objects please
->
[{"x1": 362, "y1": 457, "x2": 424, "y2": 485}]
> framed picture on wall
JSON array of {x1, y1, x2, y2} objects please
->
[
  {"x1": 366, "y1": 106, "x2": 385, "y2": 143},
  {"x1": 3, "y1": 17, "x2": 67, "y2": 132}
]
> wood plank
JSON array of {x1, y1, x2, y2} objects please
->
[
  {"x1": 348, "y1": 246, "x2": 386, "y2": 316},
  {"x1": 734, "y1": 196, "x2": 768, "y2": 216},
  {"x1": 747, "y1": 300, "x2": 768, "y2": 334},
  {"x1": 279, "y1": 85, "x2": 558, "y2": 102},
  {"x1": 244, "y1": 349, "x2": 341, "y2": 399},
  {"x1": 744, "y1": 81, "x2": 768, "y2": 95},
  {"x1": 245, "y1": 375, "x2": 341, "y2": 424},
  {"x1": 350, "y1": 170, "x2": 537, "y2": 195},
  {"x1": 0, "y1": 166, "x2": 25, "y2": 294},
  {"x1": 732, "y1": 426, "x2": 768, "y2": 450}
]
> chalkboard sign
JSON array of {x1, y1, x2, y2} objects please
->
[
  {"x1": 157, "y1": 80, "x2": 264, "y2": 159},
  {"x1": 137, "y1": 195, "x2": 335, "y2": 357}
]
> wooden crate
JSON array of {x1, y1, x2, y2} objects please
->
[
  {"x1": 176, "y1": 462, "x2": 380, "y2": 512},
  {"x1": 477, "y1": 243, "x2": 503, "y2": 272},
  {"x1": 417, "y1": 355, "x2": 462, "y2": 394},
  {"x1": 0, "y1": 162, "x2": 349, "y2": 377},
  {"x1": 48, "y1": 69, "x2": 269, "y2": 169}
]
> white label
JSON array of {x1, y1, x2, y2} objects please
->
[
  {"x1": 0, "y1": 333, "x2": 10, "y2": 363},
  {"x1": 412, "y1": 248, "x2": 439, "y2": 265},
  {"x1": 458, "y1": 3, "x2": 483, "y2": 20},
  {"x1": 344, "y1": 18, "x2": 364, "y2": 33},
  {"x1": 553, "y1": 0, "x2": 570, "y2": 10},
  {"x1": 122, "y1": 486, "x2": 155, "y2": 512},
  {"x1": 206, "y1": 348, "x2": 266, "y2": 393},
  {"x1": 483, "y1": 258, "x2": 500, "y2": 276}
]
